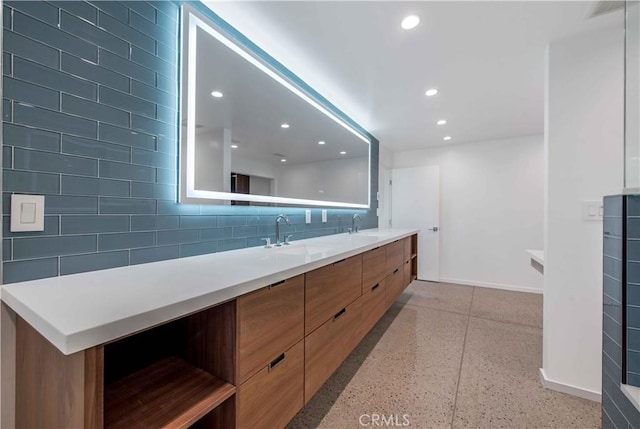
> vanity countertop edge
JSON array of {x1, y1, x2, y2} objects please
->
[{"x1": 1, "y1": 228, "x2": 418, "y2": 355}]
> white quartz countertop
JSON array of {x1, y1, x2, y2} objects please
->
[
  {"x1": 526, "y1": 249, "x2": 544, "y2": 266},
  {"x1": 1, "y1": 228, "x2": 417, "y2": 355}
]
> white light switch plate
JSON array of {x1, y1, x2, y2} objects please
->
[
  {"x1": 582, "y1": 200, "x2": 603, "y2": 221},
  {"x1": 11, "y1": 194, "x2": 45, "y2": 232},
  {"x1": 305, "y1": 209, "x2": 311, "y2": 224},
  {"x1": 322, "y1": 210, "x2": 327, "y2": 223}
]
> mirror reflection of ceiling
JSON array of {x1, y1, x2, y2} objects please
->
[{"x1": 190, "y1": 26, "x2": 368, "y2": 167}]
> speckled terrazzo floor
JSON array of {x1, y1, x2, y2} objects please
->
[{"x1": 287, "y1": 281, "x2": 601, "y2": 429}]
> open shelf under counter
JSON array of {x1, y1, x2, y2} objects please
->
[{"x1": 105, "y1": 356, "x2": 235, "y2": 429}]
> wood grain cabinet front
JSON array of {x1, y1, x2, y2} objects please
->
[
  {"x1": 359, "y1": 279, "x2": 387, "y2": 341},
  {"x1": 385, "y1": 240, "x2": 404, "y2": 276},
  {"x1": 403, "y1": 237, "x2": 412, "y2": 263},
  {"x1": 237, "y1": 275, "x2": 304, "y2": 384},
  {"x1": 403, "y1": 259, "x2": 412, "y2": 288},
  {"x1": 362, "y1": 246, "x2": 386, "y2": 291},
  {"x1": 305, "y1": 255, "x2": 363, "y2": 335},
  {"x1": 236, "y1": 340, "x2": 304, "y2": 429},
  {"x1": 385, "y1": 267, "x2": 405, "y2": 309},
  {"x1": 304, "y1": 297, "x2": 363, "y2": 402}
]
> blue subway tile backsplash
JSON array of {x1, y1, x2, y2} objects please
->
[
  {"x1": 13, "y1": 56, "x2": 97, "y2": 101},
  {"x1": 1, "y1": 0, "x2": 379, "y2": 285},
  {"x1": 603, "y1": 195, "x2": 640, "y2": 428}
]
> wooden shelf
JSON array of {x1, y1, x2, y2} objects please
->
[{"x1": 105, "y1": 356, "x2": 235, "y2": 429}]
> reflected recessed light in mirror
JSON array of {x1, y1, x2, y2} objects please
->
[
  {"x1": 437, "y1": 119, "x2": 447, "y2": 125},
  {"x1": 340, "y1": 151, "x2": 347, "y2": 155},
  {"x1": 231, "y1": 144, "x2": 238, "y2": 149},
  {"x1": 443, "y1": 136, "x2": 452, "y2": 141},
  {"x1": 425, "y1": 89, "x2": 438, "y2": 97},
  {"x1": 401, "y1": 15, "x2": 420, "y2": 30},
  {"x1": 281, "y1": 158, "x2": 287, "y2": 162},
  {"x1": 281, "y1": 123, "x2": 290, "y2": 129},
  {"x1": 318, "y1": 141, "x2": 325, "y2": 145},
  {"x1": 211, "y1": 91, "x2": 223, "y2": 98}
]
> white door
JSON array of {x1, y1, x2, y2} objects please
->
[{"x1": 391, "y1": 166, "x2": 440, "y2": 281}]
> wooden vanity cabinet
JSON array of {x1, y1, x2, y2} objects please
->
[
  {"x1": 14, "y1": 234, "x2": 418, "y2": 429},
  {"x1": 362, "y1": 246, "x2": 386, "y2": 291},
  {"x1": 305, "y1": 254, "x2": 363, "y2": 335},
  {"x1": 385, "y1": 266, "x2": 405, "y2": 309},
  {"x1": 236, "y1": 340, "x2": 304, "y2": 429},
  {"x1": 359, "y1": 278, "x2": 387, "y2": 339},
  {"x1": 237, "y1": 275, "x2": 304, "y2": 384},
  {"x1": 304, "y1": 297, "x2": 363, "y2": 402},
  {"x1": 385, "y1": 239, "x2": 404, "y2": 275}
]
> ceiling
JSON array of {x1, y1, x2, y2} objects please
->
[{"x1": 205, "y1": 1, "x2": 623, "y2": 151}]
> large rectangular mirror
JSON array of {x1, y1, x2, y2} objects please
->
[{"x1": 180, "y1": 6, "x2": 371, "y2": 208}]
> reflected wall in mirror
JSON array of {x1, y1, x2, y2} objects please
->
[{"x1": 180, "y1": 6, "x2": 371, "y2": 208}]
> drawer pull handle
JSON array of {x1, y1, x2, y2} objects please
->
[
  {"x1": 334, "y1": 258, "x2": 346, "y2": 265},
  {"x1": 269, "y1": 353, "x2": 286, "y2": 371},
  {"x1": 372, "y1": 283, "x2": 380, "y2": 291},
  {"x1": 393, "y1": 268, "x2": 399, "y2": 274},
  {"x1": 269, "y1": 279, "x2": 286, "y2": 289},
  {"x1": 333, "y1": 308, "x2": 347, "y2": 321}
]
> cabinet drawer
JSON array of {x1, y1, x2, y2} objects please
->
[
  {"x1": 385, "y1": 267, "x2": 404, "y2": 309},
  {"x1": 385, "y1": 240, "x2": 404, "y2": 275},
  {"x1": 362, "y1": 246, "x2": 386, "y2": 291},
  {"x1": 237, "y1": 340, "x2": 304, "y2": 429},
  {"x1": 403, "y1": 236, "x2": 412, "y2": 263},
  {"x1": 238, "y1": 275, "x2": 304, "y2": 384},
  {"x1": 403, "y1": 259, "x2": 412, "y2": 289},
  {"x1": 305, "y1": 255, "x2": 362, "y2": 335},
  {"x1": 305, "y1": 297, "x2": 363, "y2": 402},
  {"x1": 359, "y1": 279, "x2": 387, "y2": 340}
]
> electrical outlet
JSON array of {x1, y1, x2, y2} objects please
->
[{"x1": 322, "y1": 210, "x2": 327, "y2": 223}]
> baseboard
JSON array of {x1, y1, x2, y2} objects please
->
[
  {"x1": 539, "y1": 368, "x2": 601, "y2": 402},
  {"x1": 438, "y1": 277, "x2": 543, "y2": 295}
]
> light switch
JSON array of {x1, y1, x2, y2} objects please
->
[
  {"x1": 20, "y1": 203, "x2": 37, "y2": 223},
  {"x1": 322, "y1": 210, "x2": 327, "y2": 223},
  {"x1": 582, "y1": 200, "x2": 603, "y2": 221},
  {"x1": 11, "y1": 194, "x2": 44, "y2": 232},
  {"x1": 305, "y1": 209, "x2": 311, "y2": 224}
]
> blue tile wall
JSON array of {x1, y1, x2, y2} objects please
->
[
  {"x1": 603, "y1": 195, "x2": 640, "y2": 428},
  {"x1": 2, "y1": 1, "x2": 379, "y2": 283}
]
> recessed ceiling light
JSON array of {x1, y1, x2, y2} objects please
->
[
  {"x1": 437, "y1": 119, "x2": 447, "y2": 125},
  {"x1": 401, "y1": 15, "x2": 420, "y2": 30},
  {"x1": 281, "y1": 123, "x2": 290, "y2": 129},
  {"x1": 318, "y1": 141, "x2": 325, "y2": 145},
  {"x1": 281, "y1": 158, "x2": 287, "y2": 162},
  {"x1": 340, "y1": 151, "x2": 347, "y2": 155},
  {"x1": 443, "y1": 136, "x2": 452, "y2": 141},
  {"x1": 425, "y1": 89, "x2": 438, "y2": 97},
  {"x1": 211, "y1": 91, "x2": 223, "y2": 98},
  {"x1": 231, "y1": 144, "x2": 238, "y2": 149}
]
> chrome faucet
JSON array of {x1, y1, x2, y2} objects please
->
[
  {"x1": 275, "y1": 214, "x2": 292, "y2": 246},
  {"x1": 350, "y1": 213, "x2": 362, "y2": 234}
]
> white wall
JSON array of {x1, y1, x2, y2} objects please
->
[
  {"x1": 393, "y1": 135, "x2": 544, "y2": 293},
  {"x1": 542, "y1": 26, "x2": 624, "y2": 399}
]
